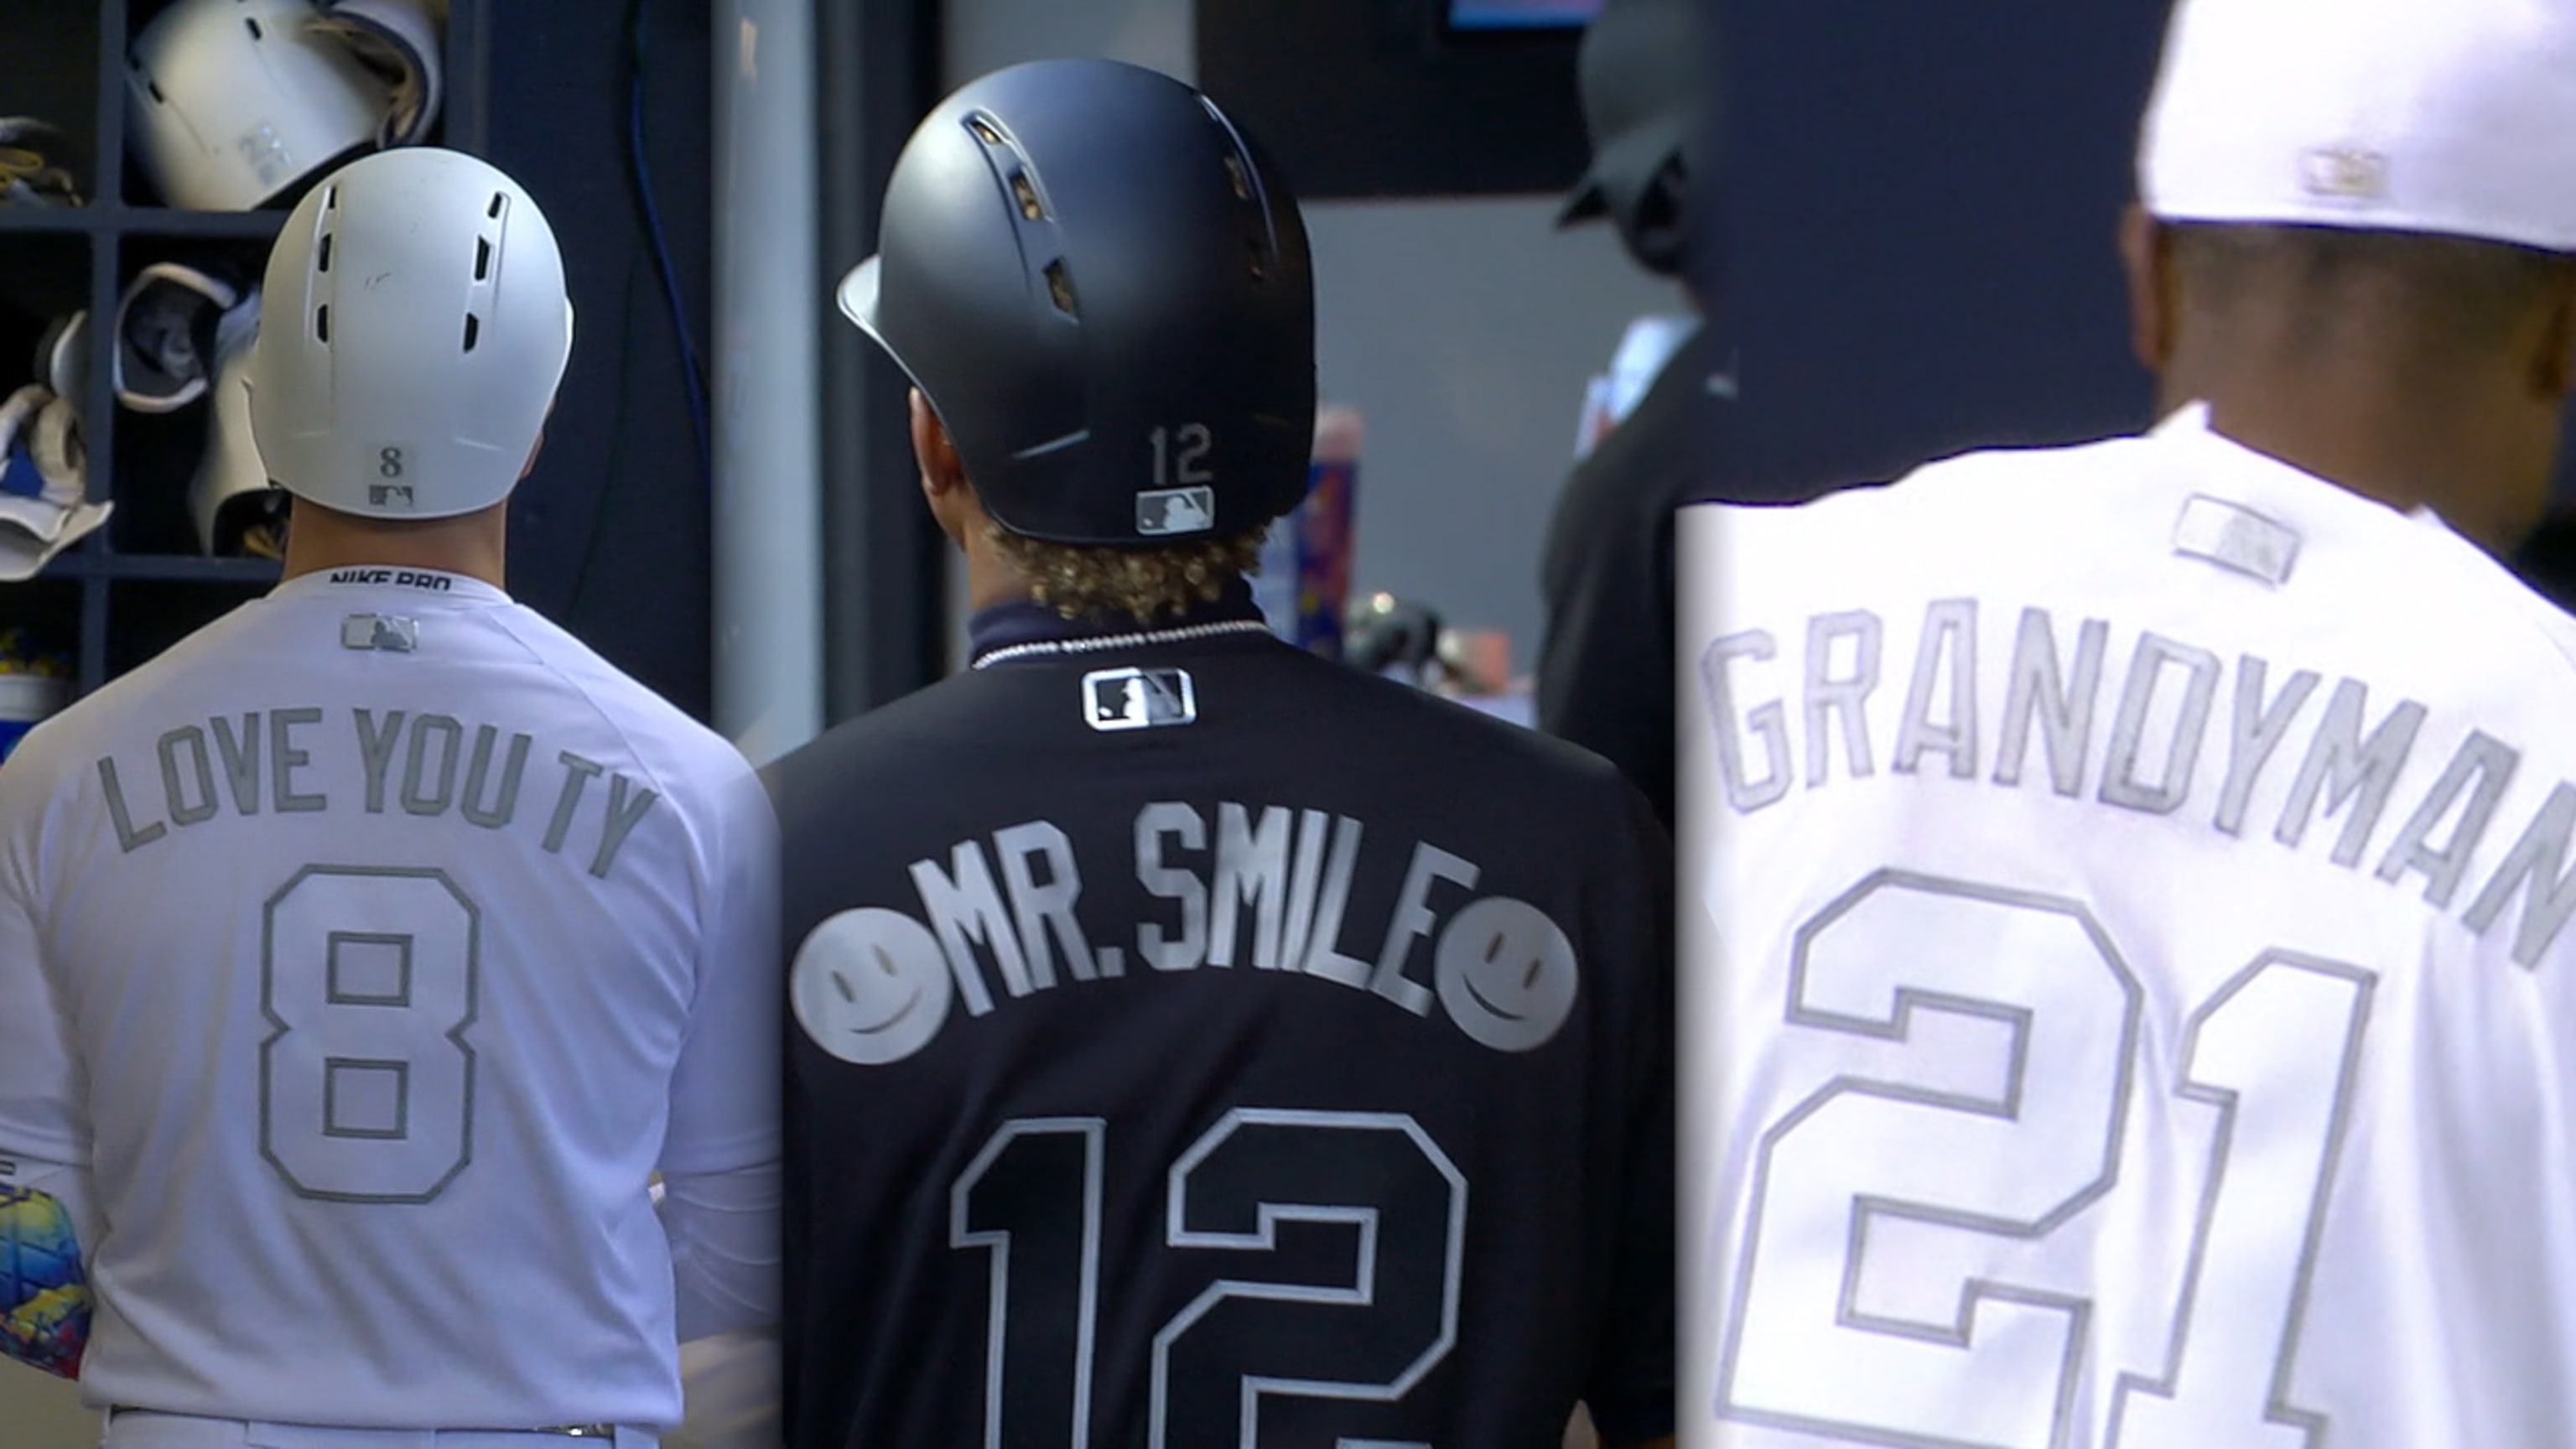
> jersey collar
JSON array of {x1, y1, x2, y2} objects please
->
[
  {"x1": 2152, "y1": 401, "x2": 2458, "y2": 537},
  {"x1": 968, "y1": 576, "x2": 1268, "y2": 667},
  {"x1": 267, "y1": 565, "x2": 512, "y2": 608}
]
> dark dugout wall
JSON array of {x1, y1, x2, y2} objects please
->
[
  {"x1": 1708, "y1": 0, "x2": 2171, "y2": 501},
  {"x1": 486, "y1": 0, "x2": 947, "y2": 728},
  {"x1": 482, "y1": 1, "x2": 718, "y2": 719},
  {"x1": 1699, "y1": 0, "x2": 2576, "y2": 600}
]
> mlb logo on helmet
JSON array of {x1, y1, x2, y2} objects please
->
[
  {"x1": 1135, "y1": 486, "x2": 1216, "y2": 538},
  {"x1": 2142, "y1": 0, "x2": 2576, "y2": 254},
  {"x1": 1083, "y1": 667, "x2": 1197, "y2": 731}
]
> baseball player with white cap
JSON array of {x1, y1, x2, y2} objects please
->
[
  {"x1": 1680, "y1": 0, "x2": 2576, "y2": 1445},
  {"x1": 0, "y1": 146, "x2": 779, "y2": 1446}
]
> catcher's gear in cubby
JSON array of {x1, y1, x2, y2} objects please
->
[
  {"x1": 309, "y1": 0, "x2": 449, "y2": 151},
  {"x1": 113, "y1": 262, "x2": 252, "y2": 414},
  {"x1": 838, "y1": 58, "x2": 1317, "y2": 547},
  {"x1": 0, "y1": 118, "x2": 82, "y2": 208},
  {"x1": 190, "y1": 292, "x2": 288, "y2": 558},
  {"x1": 249, "y1": 146, "x2": 574, "y2": 521},
  {"x1": 34, "y1": 309, "x2": 85, "y2": 403},
  {"x1": 0, "y1": 386, "x2": 106, "y2": 584},
  {"x1": 126, "y1": 0, "x2": 448, "y2": 212}
]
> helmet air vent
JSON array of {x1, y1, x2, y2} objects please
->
[{"x1": 1010, "y1": 170, "x2": 1046, "y2": 222}]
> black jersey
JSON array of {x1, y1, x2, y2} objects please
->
[
  {"x1": 773, "y1": 589, "x2": 1675, "y2": 1449},
  {"x1": 1537, "y1": 324, "x2": 1736, "y2": 832}
]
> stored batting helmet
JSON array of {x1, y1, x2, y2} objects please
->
[
  {"x1": 127, "y1": 0, "x2": 387, "y2": 212},
  {"x1": 838, "y1": 59, "x2": 1317, "y2": 548},
  {"x1": 248, "y1": 147, "x2": 574, "y2": 521}
]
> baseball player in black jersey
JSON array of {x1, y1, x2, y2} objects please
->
[
  {"x1": 1537, "y1": 0, "x2": 1732, "y2": 834},
  {"x1": 769, "y1": 58, "x2": 1675, "y2": 1449}
]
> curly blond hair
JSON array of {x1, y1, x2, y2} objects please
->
[{"x1": 990, "y1": 521, "x2": 1267, "y2": 624}]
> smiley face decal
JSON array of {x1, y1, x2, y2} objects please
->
[
  {"x1": 791, "y1": 907, "x2": 955, "y2": 1067},
  {"x1": 1433, "y1": 896, "x2": 1579, "y2": 1052}
]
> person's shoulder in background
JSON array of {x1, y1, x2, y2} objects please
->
[{"x1": 2511, "y1": 512, "x2": 2576, "y2": 621}]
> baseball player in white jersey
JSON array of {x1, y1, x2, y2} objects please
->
[
  {"x1": 0, "y1": 148, "x2": 779, "y2": 1446},
  {"x1": 1679, "y1": 0, "x2": 2576, "y2": 1446}
]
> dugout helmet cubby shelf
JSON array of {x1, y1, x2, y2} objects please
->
[{"x1": 0, "y1": 0, "x2": 491, "y2": 698}]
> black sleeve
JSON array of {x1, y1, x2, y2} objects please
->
[
  {"x1": 1582, "y1": 783, "x2": 1679, "y2": 1446},
  {"x1": 1536, "y1": 465, "x2": 1681, "y2": 834}
]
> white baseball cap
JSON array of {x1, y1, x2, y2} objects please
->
[{"x1": 2139, "y1": 0, "x2": 2576, "y2": 253}]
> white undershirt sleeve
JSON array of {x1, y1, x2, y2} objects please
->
[{"x1": 657, "y1": 764, "x2": 782, "y2": 1340}]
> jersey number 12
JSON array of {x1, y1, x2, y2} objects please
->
[{"x1": 954, "y1": 1109, "x2": 1466, "y2": 1448}]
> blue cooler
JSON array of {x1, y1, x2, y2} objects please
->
[
  {"x1": 0, "y1": 672, "x2": 67, "y2": 762},
  {"x1": 1254, "y1": 407, "x2": 1363, "y2": 658}
]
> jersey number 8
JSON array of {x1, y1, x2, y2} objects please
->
[{"x1": 257, "y1": 866, "x2": 481, "y2": 1205}]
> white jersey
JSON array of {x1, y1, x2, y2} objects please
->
[
  {"x1": 0, "y1": 567, "x2": 777, "y2": 1431},
  {"x1": 1679, "y1": 404, "x2": 2576, "y2": 1449}
]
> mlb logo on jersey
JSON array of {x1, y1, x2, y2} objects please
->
[
  {"x1": 1083, "y1": 667, "x2": 1195, "y2": 731},
  {"x1": 1135, "y1": 486, "x2": 1215, "y2": 537},
  {"x1": 2301, "y1": 145, "x2": 2392, "y2": 202},
  {"x1": 340, "y1": 614, "x2": 419, "y2": 652},
  {"x1": 2172, "y1": 493, "x2": 2302, "y2": 584}
]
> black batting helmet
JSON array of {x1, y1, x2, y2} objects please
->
[{"x1": 838, "y1": 59, "x2": 1318, "y2": 548}]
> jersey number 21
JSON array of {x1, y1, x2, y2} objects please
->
[{"x1": 1721, "y1": 870, "x2": 2373, "y2": 1449}]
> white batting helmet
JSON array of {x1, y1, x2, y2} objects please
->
[
  {"x1": 247, "y1": 146, "x2": 574, "y2": 521},
  {"x1": 127, "y1": 0, "x2": 389, "y2": 212}
]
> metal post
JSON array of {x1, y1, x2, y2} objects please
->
[{"x1": 710, "y1": 0, "x2": 826, "y2": 762}]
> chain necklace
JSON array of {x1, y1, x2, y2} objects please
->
[{"x1": 973, "y1": 618, "x2": 1274, "y2": 670}]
